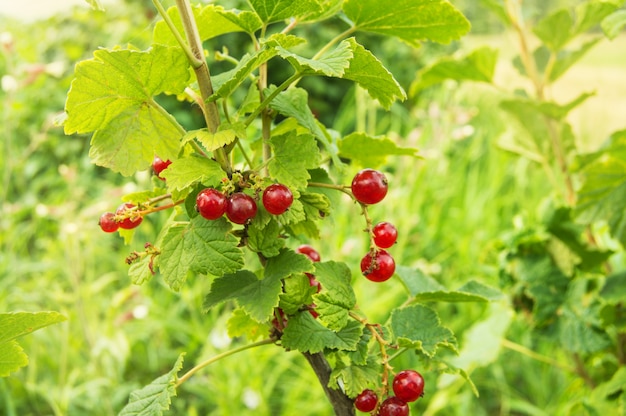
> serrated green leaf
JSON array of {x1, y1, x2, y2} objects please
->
[
  {"x1": 549, "y1": 38, "x2": 601, "y2": 82},
  {"x1": 281, "y1": 312, "x2": 363, "y2": 353},
  {"x1": 344, "y1": 331, "x2": 372, "y2": 366},
  {"x1": 265, "y1": 248, "x2": 314, "y2": 281},
  {"x1": 602, "y1": 9, "x2": 626, "y2": 39},
  {"x1": 299, "y1": 0, "x2": 343, "y2": 23},
  {"x1": 575, "y1": 133, "x2": 626, "y2": 245},
  {"x1": 559, "y1": 309, "x2": 612, "y2": 354},
  {"x1": 299, "y1": 192, "x2": 331, "y2": 219},
  {"x1": 313, "y1": 261, "x2": 357, "y2": 331},
  {"x1": 268, "y1": 131, "x2": 321, "y2": 189},
  {"x1": 279, "y1": 274, "x2": 316, "y2": 315},
  {"x1": 533, "y1": 9, "x2": 575, "y2": 52},
  {"x1": 153, "y1": 5, "x2": 246, "y2": 46},
  {"x1": 65, "y1": 45, "x2": 189, "y2": 175},
  {"x1": 248, "y1": 219, "x2": 286, "y2": 257},
  {"x1": 410, "y1": 46, "x2": 498, "y2": 93},
  {"x1": 118, "y1": 353, "x2": 184, "y2": 416},
  {"x1": 187, "y1": 122, "x2": 245, "y2": 152},
  {"x1": 343, "y1": 0, "x2": 470, "y2": 46},
  {"x1": 226, "y1": 308, "x2": 267, "y2": 341},
  {"x1": 216, "y1": 9, "x2": 264, "y2": 34},
  {"x1": 275, "y1": 38, "x2": 353, "y2": 77},
  {"x1": 330, "y1": 358, "x2": 380, "y2": 398},
  {"x1": 573, "y1": 1, "x2": 619, "y2": 36},
  {"x1": 129, "y1": 254, "x2": 156, "y2": 286},
  {"x1": 159, "y1": 217, "x2": 244, "y2": 291},
  {"x1": 268, "y1": 87, "x2": 338, "y2": 167},
  {"x1": 0, "y1": 312, "x2": 67, "y2": 377},
  {"x1": 343, "y1": 39, "x2": 406, "y2": 110},
  {"x1": 161, "y1": 155, "x2": 224, "y2": 192},
  {"x1": 601, "y1": 271, "x2": 626, "y2": 303},
  {"x1": 249, "y1": 0, "x2": 323, "y2": 23},
  {"x1": 338, "y1": 132, "x2": 419, "y2": 167},
  {"x1": 389, "y1": 305, "x2": 457, "y2": 357}
]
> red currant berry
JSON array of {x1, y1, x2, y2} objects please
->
[
  {"x1": 196, "y1": 188, "x2": 227, "y2": 220},
  {"x1": 99, "y1": 212, "x2": 119, "y2": 233},
  {"x1": 392, "y1": 370, "x2": 425, "y2": 403},
  {"x1": 152, "y1": 156, "x2": 172, "y2": 180},
  {"x1": 354, "y1": 389, "x2": 378, "y2": 413},
  {"x1": 262, "y1": 183, "x2": 293, "y2": 215},
  {"x1": 307, "y1": 273, "x2": 322, "y2": 292},
  {"x1": 296, "y1": 244, "x2": 321, "y2": 262},
  {"x1": 351, "y1": 169, "x2": 388, "y2": 205},
  {"x1": 226, "y1": 192, "x2": 257, "y2": 224},
  {"x1": 378, "y1": 396, "x2": 409, "y2": 416},
  {"x1": 360, "y1": 249, "x2": 395, "y2": 282},
  {"x1": 373, "y1": 221, "x2": 398, "y2": 248},
  {"x1": 308, "y1": 305, "x2": 319, "y2": 319},
  {"x1": 116, "y1": 203, "x2": 143, "y2": 230}
]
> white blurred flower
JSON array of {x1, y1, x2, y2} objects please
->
[
  {"x1": 132, "y1": 304, "x2": 149, "y2": 319},
  {"x1": 209, "y1": 328, "x2": 232, "y2": 349},
  {"x1": 242, "y1": 387, "x2": 261, "y2": 409},
  {"x1": 0, "y1": 32, "x2": 13, "y2": 50},
  {"x1": 1, "y1": 75, "x2": 18, "y2": 92},
  {"x1": 45, "y1": 61, "x2": 66, "y2": 77},
  {"x1": 35, "y1": 203, "x2": 49, "y2": 217}
]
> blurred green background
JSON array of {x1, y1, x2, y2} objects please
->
[{"x1": 1, "y1": 0, "x2": 625, "y2": 415}]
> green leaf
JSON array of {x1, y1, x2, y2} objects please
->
[
  {"x1": 559, "y1": 309, "x2": 612, "y2": 354},
  {"x1": 204, "y1": 249, "x2": 313, "y2": 321},
  {"x1": 549, "y1": 38, "x2": 602, "y2": 82},
  {"x1": 248, "y1": 219, "x2": 286, "y2": 257},
  {"x1": 396, "y1": 266, "x2": 504, "y2": 302},
  {"x1": 573, "y1": 1, "x2": 620, "y2": 36},
  {"x1": 84, "y1": 0, "x2": 105, "y2": 11},
  {"x1": 602, "y1": 9, "x2": 626, "y2": 40},
  {"x1": 186, "y1": 122, "x2": 246, "y2": 152},
  {"x1": 65, "y1": 45, "x2": 189, "y2": 175},
  {"x1": 118, "y1": 353, "x2": 184, "y2": 416},
  {"x1": 343, "y1": 0, "x2": 470, "y2": 46},
  {"x1": 216, "y1": 9, "x2": 264, "y2": 34},
  {"x1": 343, "y1": 38, "x2": 406, "y2": 110},
  {"x1": 248, "y1": 0, "x2": 323, "y2": 23},
  {"x1": 279, "y1": 274, "x2": 316, "y2": 315},
  {"x1": 275, "y1": 38, "x2": 353, "y2": 77},
  {"x1": 226, "y1": 308, "x2": 267, "y2": 341},
  {"x1": 313, "y1": 261, "x2": 358, "y2": 331},
  {"x1": 338, "y1": 132, "x2": 419, "y2": 167},
  {"x1": 533, "y1": 9, "x2": 575, "y2": 51},
  {"x1": 268, "y1": 87, "x2": 338, "y2": 167},
  {"x1": 330, "y1": 358, "x2": 380, "y2": 398},
  {"x1": 0, "y1": 312, "x2": 67, "y2": 377},
  {"x1": 153, "y1": 5, "x2": 247, "y2": 46},
  {"x1": 575, "y1": 132, "x2": 626, "y2": 245},
  {"x1": 389, "y1": 305, "x2": 457, "y2": 357},
  {"x1": 299, "y1": 0, "x2": 344, "y2": 23},
  {"x1": 161, "y1": 155, "x2": 224, "y2": 193},
  {"x1": 410, "y1": 46, "x2": 498, "y2": 93},
  {"x1": 600, "y1": 271, "x2": 626, "y2": 303},
  {"x1": 268, "y1": 130, "x2": 321, "y2": 190},
  {"x1": 281, "y1": 312, "x2": 363, "y2": 353},
  {"x1": 159, "y1": 217, "x2": 244, "y2": 291}
]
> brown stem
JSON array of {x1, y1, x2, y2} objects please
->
[
  {"x1": 302, "y1": 352, "x2": 355, "y2": 416},
  {"x1": 573, "y1": 353, "x2": 596, "y2": 388}
]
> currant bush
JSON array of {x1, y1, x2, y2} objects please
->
[
  {"x1": 360, "y1": 249, "x2": 396, "y2": 282},
  {"x1": 351, "y1": 169, "x2": 388, "y2": 205},
  {"x1": 196, "y1": 188, "x2": 227, "y2": 220}
]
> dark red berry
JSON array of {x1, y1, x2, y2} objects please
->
[
  {"x1": 116, "y1": 203, "x2": 143, "y2": 230},
  {"x1": 307, "y1": 273, "x2": 322, "y2": 292},
  {"x1": 308, "y1": 305, "x2": 319, "y2": 319},
  {"x1": 226, "y1": 192, "x2": 257, "y2": 224},
  {"x1": 354, "y1": 389, "x2": 378, "y2": 413},
  {"x1": 196, "y1": 188, "x2": 227, "y2": 220},
  {"x1": 373, "y1": 221, "x2": 398, "y2": 248},
  {"x1": 392, "y1": 370, "x2": 425, "y2": 403},
  {"x1": 296, "y1": 244, "x2": 321, "y2": 262},
  {"x1": 262, "y1": 183, "x2": 293, "y2": 215},
  {"x1": 360, "y1": 249, "x2": 395, "y2": 282},
  {"x1": 351, "y1": 169, "x2": 388, "y2": 205},
  {"x1": 378, "y1": 396, "x2": 409, "y2": 416},
  {"x1": 152, "y1": 156, "x2": 172, "y2": 180},
  {"x1": 99, "y1": 212, "x2": 119, "y2": 233}
]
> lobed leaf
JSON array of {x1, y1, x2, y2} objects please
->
[
  {"x1": 281, "y1": 312, "x2": 363, "y2": 353},
  {"x1": 268, "y1": 130, "x2": 321, "y2": 190},
  {"x1": 248, "y1": 0, "x2": 323, "y2": 23},
  {"x1": 338, "y1": 132, "x2": 419, "y2": 167},
  {"x1": 329, "y1": 358, "x2": 380, "y2": 398},
  {"x1": 275, "y1": 38, "x2": 353, "y2": 77},
  {"x1": 161, "y1": 155, "x2": 224, "y2": 193},
  {"x1": 313, "y1": 261, "x2": 358, "y2": 331},
  {"x1": 343, "y1": 0, "x2": 470, "y2": 46},
  {"x1": 389, "y1": 305, "x2": 457, "y2": 357},
  {"x1": 118, "y1": 354, "x2": 184, "y2": 416}
]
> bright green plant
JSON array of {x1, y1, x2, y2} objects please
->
[
  {"x1": 411, "y1": 0, "x2": 626, "y2": 413},
  {"x1": 57, "y1": 0, "x2": 516, "y2": 414}
]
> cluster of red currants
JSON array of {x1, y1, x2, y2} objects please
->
[
  {"x1": 196, "y1": 182, "x2": 293, "y2": 224},
  {"x1": 355, "y1": 370, "x2": 425, "y2": 415},
  {"x1": 351, "y1": 169, "x2": 398, "y2": 283},
  {"x1": 99, "y1": 203, "x2": 143, "y2": 233}
]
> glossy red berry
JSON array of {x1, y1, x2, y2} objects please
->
[
  {"x1": 373, "y1": 221, "x2": 398, "y2": 248},
  {"x1": 354, "y1": 389, "x2": 378, "y2": 413},
  {"x1": 99, "y1": 212, "x2": 119, "y2": 233},
  {"x1": 392, "y1": 370, "x2": 425, "y2": 403},
  {"x1": 262, "y1": 183, "x2": 293, "y2": 215},
  {"x1": 296, "y1": 244, "x2": 321, "y2": 262},
  {"x1": 116, "y1": 203, "x2": 143, "y2": 230},
  {"x1": 351, "y1": 169, "x2": 388, "y2": 205},
  {"x1": 196, "y1": 188, "x2": 227, "y2": 220},
  {"x1": 378, "y1": 396, "x2": 409, "y2": 416},
  {"x1": 152, "y1": 156, "x2": 172, "y2": 180},
  {"x1": 226, "y1": 192, "x2": 257, "y2": 224},
  {"x1": 360, "y1": 249, "x2": 395, "y2": 282}
]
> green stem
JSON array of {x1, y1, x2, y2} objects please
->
[
  {"x1": 501, "y1": 339, "x2": 576, "y2": 374},
  {"x1": 312, "y1": 27, "x2": 356, "y2": 60},
  {"x1": 152, "y1": 0, "x2": 203, "y2": 68},
  {"x1": 244, "y1": 72, "x2": 303, "y2": 126},
  {"x1": 176, "y1": 338, "x2": 275, "y2": 387}
]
